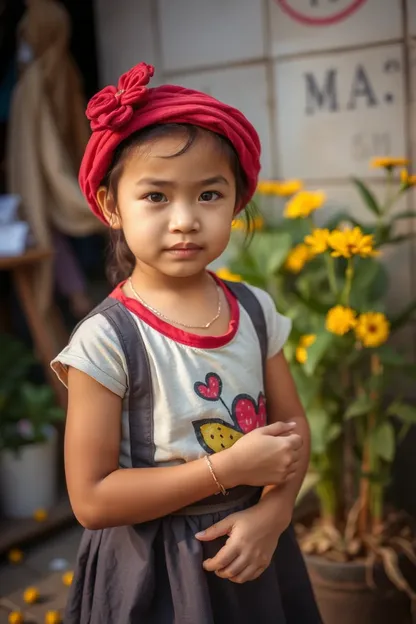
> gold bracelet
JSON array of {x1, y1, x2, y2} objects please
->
[{"x1": 205, "y1": 455, "x2": 228, "y2": 496}]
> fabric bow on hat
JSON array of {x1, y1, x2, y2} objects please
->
[{"x1": 86, "y1": 63, "x2": 155, "y2": 131}]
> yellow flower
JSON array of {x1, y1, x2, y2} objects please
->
[
  {"x1": 256, "y1": 181, "x2": 276, "y2": 195},
  {"x1": 257, "y1": 180, "x2": 303, "y2": 196},
  {"x1": 24, "y1": 586, "x2": 40, "y2": 604},
  {"x1": 33, "y1": 508, "x2": 47, "y2": 522},
  {"x1": 400, "y1": 169, "x2": 416, "y2": 187},
  {"x1": 284, "y1": 190, "x2": 326, "y2": 219},
  {"x1": 8, "y1": 549, "x2": 23, "y2": 564},
  {"x1": 326, "y1": 306, "x2": 357, "y2": 336},
  {"x1": 216, "y1": 267, "x2": 243, "y2": 282},
  {"x1": 45, "y1": 611, "x2": 62, "y2": 624},
  {"x1": 296, "y1": 334, "x2": 316, "y2": 364},
  {"x1": 62, "y1": 571, "x2": 74, "y2": 587},
  {"x1": 370, "y1": 157, "x2": 409, "y2": 169},
  {"x1": 355, "y1": 312, "x2": 390, "y2": 348},
  {"x1": 304, "y1": 228, "x2": 330, "y2": 255},
  {"x1": 8, "y1": 612, "x2": 24, "y2": 624},
  {"x1": 231, "y1": 216, "x2": 264, "y2": 232},
  {"x1": 328, "y1": 227, "x2": 378, "y2": 259},
  {"x1": 268, "y1": 179, "x2": 304, "y2": 197},
  {"x1": 284, "y1": 244, "x2": 311, "y2": 273}
]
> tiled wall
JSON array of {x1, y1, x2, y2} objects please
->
[{"x1": 94, "y1": 0, "x2": 416, "y2": 348}]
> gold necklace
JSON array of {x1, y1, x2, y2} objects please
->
[{"x1": 128, "y1": 276, "x2": 222, "y2": 329}]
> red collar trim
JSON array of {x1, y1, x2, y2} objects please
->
[{"x1": 109, "y1": 273, "x2": 239, "y2": 349}]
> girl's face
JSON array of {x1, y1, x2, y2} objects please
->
[{"x1": 102, "y1": 130, "x2": 237, "y2": 280}]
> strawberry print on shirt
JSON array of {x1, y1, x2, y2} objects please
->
[{"x1": 193, "y1": 372, "x2": 267, "y2": 454}]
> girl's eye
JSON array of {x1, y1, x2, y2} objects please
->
[
  {"x1": 145, "y1": 192, "x2": 167, "y2": 203},
  {"x1": 200, "y1": 191, "x2": 221, "y2": 202}
]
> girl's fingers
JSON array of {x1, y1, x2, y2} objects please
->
[
  {"x1": 285, "y1": 468, "x2": 298, "y2": 480},
  {"x1": 203, "y1": 542, "x2": 240, "y2": 572},
  {"x1": 215, "y1": 555, "x2": 248, "y2": 579},
  {"x1": 230, "y1": 564, "x2": 265, "y2": 584}
]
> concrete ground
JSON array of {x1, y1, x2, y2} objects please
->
[{"x1": 0, "y1": 524, "x2": 82, "y2": 623}]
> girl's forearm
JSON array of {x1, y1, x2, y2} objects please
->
[
  {"x1": 258, "y1": 413, "x2": 311, "y2": 521},
  {"x1": 75, "y1": 451, "x2": 236, "y2": 529}
]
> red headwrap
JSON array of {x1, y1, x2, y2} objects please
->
[{"x1": 79, "y1": 63, "x2": 261, "y2": 224}]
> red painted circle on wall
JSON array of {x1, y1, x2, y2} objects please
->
[{"x1": 276, "y1": 0, "x2": 368, "y2": 26}]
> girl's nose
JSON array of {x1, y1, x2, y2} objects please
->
[{"x1": 168, "y1": 204, "x2": 200, "y2": 233}]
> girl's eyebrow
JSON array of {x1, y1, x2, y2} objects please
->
[{"x1": 135, "y1": 176, "x2": 230, "y2": 188}]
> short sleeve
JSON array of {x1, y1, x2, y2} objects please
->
[
  {"x1": 245, "y1": 284, "x2": 292, "y2": 359},
  {"x1": 50, "y1": 314, "x2": 128, "y2": 398}
]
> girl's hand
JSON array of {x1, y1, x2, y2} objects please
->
[
  {"x1": 195, "y1": 504, "x2": 288, "y2": 583},
  {"x1": 217, "y1": 421, "x2": 302, "y2": 488}
]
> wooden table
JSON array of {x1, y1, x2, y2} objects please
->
[{"x1": 0, "y1": 248, "x2": 68, "y2": 407}]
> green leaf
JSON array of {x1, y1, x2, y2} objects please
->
[
  {"x1": 371, "y1": 422, "x2": 395, "y2": 462},
  {"x1": 293, "y1": 290, "x2": 329, "y2": 315},
  {"x1": 350, "y1": 259, "x2": 389, "y2": 307},
  {"x1": 326, "y1": 423, "x2": 342, "y2": 443},
  {"x1": 390, "y1": 300, "x2": 416, "y2": 331},
  {"x1": 249, "y1": 232, "x2": 292, "y2": 277},
  {"x1": 351, "y1": 178, "x2": 382, "y2": 216},
  {"x1": 291, "y1": 366, "x2": 322, "y2": 410},
  {"x1": 303, "y1": 331, "x2": 335, "y2": 376},
  {"x1": 345, "y1": 395, "x2": 376, "y2": 420},
  {"x1": 376, "y1": 345, "x2": 408, "y2": 367},
  {"x1": 308, "y1": 407, "x2": 330, "y2": 454},
  {"x1": 391, "y1": 210, "x2": 416, "y2": 221},
  {"x1": 385, "y1": 233, "x2": 416, "y2": 245},
  {"x1": 387, "y1": 401, "x2": 416, "y2": 424}
]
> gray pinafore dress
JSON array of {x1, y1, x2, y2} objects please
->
[{"x1": 64, "y1": 281, "x2": 322, "y2": 624}]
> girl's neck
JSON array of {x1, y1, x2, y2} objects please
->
[{"x1": 129, "y1": 265, "x2": 211, "y2": 294}]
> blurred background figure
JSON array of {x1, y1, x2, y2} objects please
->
[{"x1": 6, "y1": 0, "x2": 103, "y2": 318}]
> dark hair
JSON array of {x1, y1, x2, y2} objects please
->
[{"x1": 100, "y1": 123, "x2": 256, "y2": 285}]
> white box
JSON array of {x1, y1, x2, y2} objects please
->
[
  {"x1": 0, "y1": 194, "x2": 20, "y2": 225},
  {"x1": 0, "y1": 222, "x2": 29, "y2": 257}
]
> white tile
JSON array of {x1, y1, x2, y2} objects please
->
[
  {"x1": 157, "y1": 0, "x2": 265, "y2": 72},
  {"x1": 270, "y1": 0, "x2": 402, "y2": 57},
  {"x1": 94, "y1": 0, "x2": 159, "y2": 87},
  {"x1": 170, "y1": 64, "x2": 273, "y2": 178},
  {"x1": 274, "y1": 45, "x2": 406, "y2": 181}
]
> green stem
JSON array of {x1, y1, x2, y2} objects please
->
[
  {"x1": 383, "y1": 168, "x2": 394, "y2": 215},
  {"x1": 342, "y1": 258, "x2": 354, "y2": 306},
  {"x1": 325, "y1": 254, "x2": 338, "y2": 298},
  {"x1": 316, "y1": 478, "x2": 338, "y2": 525}
]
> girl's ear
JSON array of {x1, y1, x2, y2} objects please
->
[{"x1": 96, "y1": 187, "x2": 122, "y2": 229}]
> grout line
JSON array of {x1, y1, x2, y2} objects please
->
[
  {"x1": 162, "y1": 57, "x2": 268, "y2": 79},
  {"x1": 161, "y1": 40, "x2": 405, "y2": 79},
  {"x1": 262, "y1": 0, "x2": 279, "y2": 177},
  {"x1": 150, "y1": 0, "x2": 164, "y2": 79},
  {"x1": 272, "y1": 38, "x2": 404, "y2": 64},
  {"x1": 401, "y1": 0, "x2": 416, "y2": 359}
]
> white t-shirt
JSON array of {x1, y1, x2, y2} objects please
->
[{"x1": 51, "y1": 280, "x2": 291, "y2": 468}]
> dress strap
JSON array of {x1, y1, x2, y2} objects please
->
[
  {"x1": 70, "y1": 297, "x2": 155, "y2": 469},
  {"x1": 222, "y1": 281, "x2": 267, "y2": 374}
]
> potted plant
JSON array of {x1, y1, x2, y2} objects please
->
[
  {"x1": 220, "y1": 158, "x2": 416, "y2": 624},
  {"x1": 0, "y1": 334, "x2": 65, "y2": 518}
]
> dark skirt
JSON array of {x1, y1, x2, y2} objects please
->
[{"x1": 64, "y1": 489, "x2": 322, "y2": 624}]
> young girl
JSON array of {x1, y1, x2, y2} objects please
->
[{"x1": 51, "y1": 62, "x2": 322, "y2": 624}]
